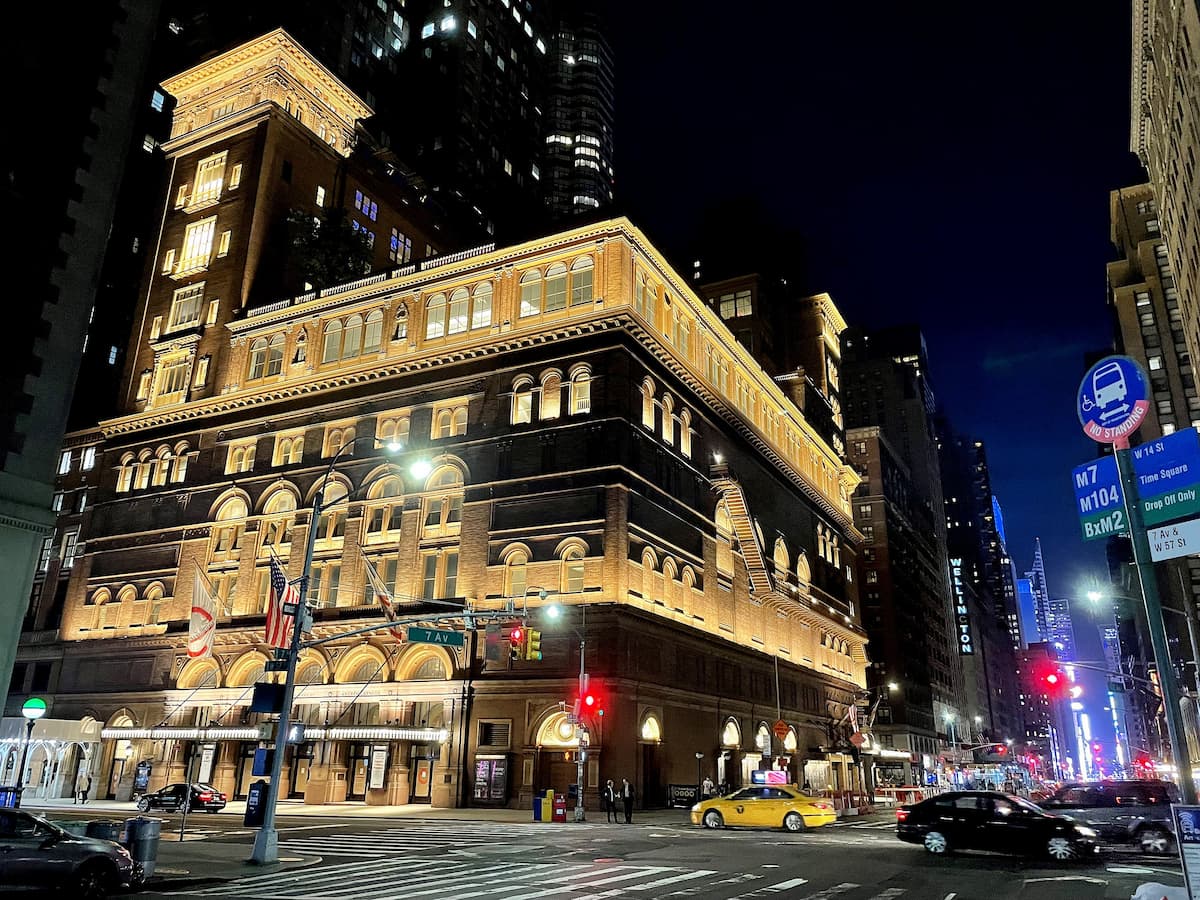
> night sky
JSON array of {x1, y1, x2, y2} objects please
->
[{"x1": 608, "y1": 1, "x2": 1146, "y2": 597}]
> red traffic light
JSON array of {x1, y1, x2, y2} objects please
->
[
  {"x1": 1092, "y1": 742, "x2": 1102, "y2": 754},
  {"x1": 994, "y1": 744, "x2": 1007, "y2": 755},
  {"x1": 584, "y1": 693, "x2": 596, "y2": 707},
  {"x1": 1045, "y1": 673, "x2": 1059, "y2": 686},
  {"x1": 510, "y1": 627, "x2": 524, "y2": 642}
]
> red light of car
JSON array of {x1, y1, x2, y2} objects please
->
[
  {"x1": 199, "y1": 792, "x2": 213, "y2": 801},
  {"x1": 813, "y1": 802, "x2": 834, "y2": 811},
  {"x1": 896, "y1": 808, "x2": 909, "y2": 822}
]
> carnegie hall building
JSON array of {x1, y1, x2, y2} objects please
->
[{"x1": 5, "y1": 32, "x2": 868, "y2": 811}]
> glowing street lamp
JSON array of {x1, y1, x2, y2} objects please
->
[{"x1": 15, "y1": 698, "x2": 47, "y2": 808}]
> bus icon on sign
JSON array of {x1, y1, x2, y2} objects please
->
[{"x1": 1092, "y1": 362, "x2": 1127, "y2": 411}]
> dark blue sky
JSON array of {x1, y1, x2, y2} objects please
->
[{"x1": 610, "y1": 1, "x2": 1146, "y2": 595}]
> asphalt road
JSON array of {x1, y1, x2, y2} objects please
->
[{"x1": 67, "y1": 811, "x2": 1187, "y2": 900}]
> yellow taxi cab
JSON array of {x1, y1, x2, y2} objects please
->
[{"x1": 690, "y1": 785, "x2": 837, "y2": 832}]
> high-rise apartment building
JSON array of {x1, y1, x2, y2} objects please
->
[
  {"x1": 0, "y1": 3, "x2": 164, "y2": 696},
  {"x1": 4, "y1": 34, "x2": 868, "y2": 810},
  {"x1": 1044, "y1": 598, "x2": 1078, "y2": 661},
  {"x1": 544, "y1": 4, "x2": 616, "y2": 219},
  {"x1": 1131, "y1": 2, "x2": 1200, "y2": 377}
]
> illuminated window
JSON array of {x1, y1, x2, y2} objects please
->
[
  {"x1": 472, "y1": 283, "x2": 493, "y2": 329},
  {"x1": 426, "y1": 293, "x2": 448, "y2": 338},
  {"x1": 545, "y1": 263, "x2": 567, "y2": 311},
  {"x1": 570, "y1": 257, "x2": 593, "y2": 305},
  {"x1": 519, "y1": 271, "x2": 542, "y2": 317},
  {"x1": 217, "y1": 230, "x2": 231, "y2": 257},
  {"x1": 341, "y1": 315, "x2": 363, "y2": 360},
  {"x1": 448, "y1": 288, "x2": 469, "y2": 334},
  {"x1": 161, "y1": 248, "x2": 176, "y2": 274},
  {"x1": 421, "y1": 550, "x2": 459, "y2": 599},
  {"x1": 178, "y1": 217, "x2": 217, "y2": 272},
  {"x1": 679, "y1": 409, "x2": 692, "y2": 458},
  {"x1": 225, "y1": 440, "x2": 256, "y2": 475},
  {"x1": 81, "y1": 447, "x2": 96, "y2": 471},
  {"x1": 272, "y1": 431, "x2": 305, "y2": 466},
  {"x1": 323, "y1": 424, "x2": 356, "y2": 459},
  {"x1": 432, "y1": 405, "x2": 468, "y2": 439},
  {"x1": 364, "y1": 310, "x2": 384, "y2": 354},
  {"x1": 661, "y1": 394, "x2": 675, "y2": 444},
  {"x1": 155, "y1": 355, "x2": 191, "y2": 401},
  {"x1": 561, "y1": 545, "x2": 585, "y2": 593},
  {"x1": 540, "y1": 372, "x2": 562, "y2": 420},
  {"x1": 248, "y1": 334, "x2": 285, "y2": 380},
  {"x1": 512, "y1": 377, "x2": 533, "y2": 424},
  {"x1": 168, "y1": 283, "x2": 205, "y2": 330},
  {"x1": 376, "y1": 413, "x2": 410, "y2": 450},
  {"x1": 389, "y1": 228, "x2": 412, "y2": 264},
  {"x1": 192, "y1": 152, "x2": 227, "y2": 205},
  {"x1": 640, "y1": 378, "x2": 655, "y2": 430},
  {"x1": 504, "y1": 548, "x2": 529, "y2": 598},
  {"x1": 57, "y1": 450, "x2": 71, "y2": 475},
  {"x1": 228, "y1": 164, "x2": 242, "y2": 189},
  {"x1": 569, "y1": 365, "x2": 591, "y2": 414},
  {"x1": 322, "y1": 319, "x2": 343, "y2": 363}
]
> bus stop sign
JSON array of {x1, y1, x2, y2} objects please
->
[{"x1": 1077, "y1": 355, "x2": 1149, "y2": 445}]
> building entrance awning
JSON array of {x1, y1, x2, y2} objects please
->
[
  {"x1": 101, "y1": 725, "x2": 449, "y2": 743},
  {"x1": 1, "y1": 717, "x2": 102, "y2": 744}
]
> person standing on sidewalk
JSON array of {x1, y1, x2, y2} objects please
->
[
  {"x1": 603, "y1": 780, "x2": 617, "y2": 822},
  {"x1": 75, "y1": 773, "x2": 87, "y2": 804},
  {"x1": 621, "y1": 778, "x2": 634, "y2": 823},
  {"x1": 81, "y1": 774, "x2": 92, "y2": 804}
]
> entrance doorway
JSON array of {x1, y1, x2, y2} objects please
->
[
  {"x1": 234, "y1": 744, "x2": 257, "y2": 799},
  {"x1": 410, "y1": 747, "x2": 434, "y2": 803},
  {"x1": 289, "y1": 744, "x2": 313, "y2": 799},
  {"x1": 641, "y1": 744, "x2": 663, "y2": 808},
  {"x1": 347, "y1": 744, "x2": 370, "y2": 800}
]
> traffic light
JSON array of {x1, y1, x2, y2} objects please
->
[
  {"x1": 1092, "y1": 742, "x2": 1103, "y2": 755},
  {"x1": 1035, "y1": 663, "x2": 1068, "y2": 698},
  {"x1": 580, "y1": 677, "x2": 605, "y2": 717},
  {"x1": 524, "y1": 629, "x2": 542, "y2": 661},
  {"x1": 509, "y1": 626, "x2": 524, "y2": 662},
  {"x1": 484, "y1": 624, "x2": 502, "y2": 662},
  {"x1": 993, "y1": 744, "x2": 1007, "y2": 756}
]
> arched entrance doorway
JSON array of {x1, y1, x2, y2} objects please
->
[
  {"x1": 639, "y1": 712, "x2": 664, "y2": 808},
  {"x1": 533, "y1": 711, "x2": 581, "y2": 807}
]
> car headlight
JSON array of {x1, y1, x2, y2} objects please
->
[
  {"x1": 1074, "y1": 826, "x2": 1097, "y2": 838},
  {"x1": 691, "y1": 803, "x2": 702, "y2": 812}
]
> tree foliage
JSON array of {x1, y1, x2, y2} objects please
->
[{"x1": 287, "y1": 207, "x2": 373, "y2": 290}]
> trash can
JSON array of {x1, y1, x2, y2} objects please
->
[
  {"x1": 52, "y1": 820, "x2": 91, "y2": 837},
  {"x1": 552, "y1": 794, "x2": 567, "y2": 823},
  {"x1": 532, "y1": 793, "x2": 543, "y2": 822},
  {"x1": 123, "y1": 816, "x2": 162, "y2": 881},
  {"x1": 85, "y1": 820, "x2": 124, "y2": 842},
  {"x1": 0, "y1": 786, "x2": 18, "y2": 809}
]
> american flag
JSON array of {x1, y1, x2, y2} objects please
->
[
  {"x1": 266, "y1": 555, "x2": 298, "y2": 649},
  {"x1": 362, "y1": 550, "x2": 404, "y2": 641}
]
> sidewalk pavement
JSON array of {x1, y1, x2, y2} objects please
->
[{"x1": 29, "y1": 796, "x2": 898, "y2": 828}]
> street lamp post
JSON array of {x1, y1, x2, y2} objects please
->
[
  {"x1": 695, "y1": 752, "x2": 704, "y2": 800},
  {"x1": 251, "y1": 440, "x2": 421, "y2": 864},
  {"x1": 15, "y1": 697, "x2": 47, "y2": 808}
]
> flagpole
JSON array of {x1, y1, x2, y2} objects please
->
[{"x1": 249, "y1": 469, "x2": 324, "y2": 864}]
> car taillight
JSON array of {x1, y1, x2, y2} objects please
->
[
  {"x1": 814, "y1": 802, "x2": 834, "y2": 811},
  {"x1": 199, "y1": 792, "x2": 213, "y2": 801},
  {"x1": 220, "y1": 793, "x2": 227, "y2": 801},
  {"x1": 897, "y1": 808, "x2": 909, "y2": 822}
]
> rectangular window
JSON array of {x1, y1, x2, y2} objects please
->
[
  {"x1": 217, "y1": 230, "x2": 231, "y2": 257},
  {"x1": 1149, "y1": 355, "x2": 1164, "y2": 370},
  {"x1": 422, "y1": 554, "x2": 438, "y2": 599},
  {"x1": 161, "y1": 248, "x2": 176, "y2": 274},
  {"x1": 389, "y1": 228, "x2": 412, "y2": 264},
  {"x1": 137, "y1": 371, "x2": 152, "y2": 401},
  {"x1": 81, "y1": 447, "x2": 96, "y2": 471},
  {"x1": 175, "y1": 185, "x2": 188, "y2": 208},
  {"x1": 52, "y1": 492, "x2": 64, "y2": 512},
  {"x1": 206, "y1": 300, "x2": 220, "y2": 326},
  {"x1": 193, "y1": 356, "x2": 210, "y2": 388},
  {"x1": 192, "y1": 152, "x2": 228, "y2": 205},
  {"x1": 107, "y1": 345, "x2": 118, "y2": 365},
  {"x1": 168, "y1": 283, "x2": 205, "y2": 330},
  {"x1": 156, "y1": 356, "x2": 191, "y2": 399},
  {"x1": 61, "y1": 529, "x2": 80, "y2": 569},
  {"x1": 316, "y1": 185, "x2": 326, "y2": 207},
  {"x1": 178, "y1": 217, "x2": 217, "y2": 272},
  {"x1": 272, "y1": 431, "x2": 305, "y2": 466},
  {"x1": 228, "y1": 164, "x2": 242, "y2": 189},
  {"x1": 57, "y1": 450, "x2": 72, "y2": 475},
  {"x1": 37, "y1": 537, "x2": 53, "y2": 572},
  {"x1": 151, "y1": 89, "x2": 166, "y2": 112}
]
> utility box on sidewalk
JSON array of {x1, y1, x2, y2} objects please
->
[
  {"x1": 123, "y1": 816, "x2": 161, "y2": 881},
  {"x1": 244, "y1": 780, "x2": 268, "y2": 827},
  {"x1": 551, "y1": 794, "x2": 567, "y2": 823}
]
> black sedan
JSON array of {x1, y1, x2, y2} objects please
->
[
  {"x1": 0, "y1": 809, "x2": 135, "y2": 898},
  {"x1": 136, "y1": 782, "x2": 227, "y2": 813},
  {"x1": 897, "y1": 791, "x2": 1099, "y2": 861}
]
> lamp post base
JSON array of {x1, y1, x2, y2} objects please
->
[{"x1": 249, "y1": 827, "x2": 278, "y2": 865}]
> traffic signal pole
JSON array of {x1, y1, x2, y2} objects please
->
[
  {"x1": 575, "y1": 600, "x2": 587, "y2": 823},
  {"x1": 1115, "y1": 446, "x2": 1197, "y2": 804}
]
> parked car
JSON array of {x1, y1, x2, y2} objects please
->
[
  {"x1": 690, "y1": 785, "x2": 838, "y2": 832},
  {"x1": 896, "y1": 790, "x2": 1098, "y2": 860},
  {"x1": 137, "y1": 781, "x2": 227, "y2": 813},
  {"x1": 1039, "y1": 781, "x2": 1179, "y2": 854},
  {"x1": 0, "y1": 808, "x2": 135, "y2": 898}
]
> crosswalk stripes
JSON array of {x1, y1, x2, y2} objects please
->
[
  {"x1": 829, "y1": 820, "x2": 896, "y2": 830},
  {"x1": 164, "y1": 856, "x2": 905, "y2": 900},
  {"x1": 277, "y1": 823, "x2": 547, "y2": 858}
]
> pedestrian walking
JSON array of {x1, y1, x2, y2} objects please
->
[
  {"x1": 78, "y1": 773, "x2": 92, "y2": 805},
  {"x1": 75, "y1": 773, "x2": 87, "y2": 804},
  {"x1": 701, "y1": 776, "x2": 714, "y2": 799},
  {"x1": 621, "y1": 778, "x2": 634, "y2": 823},
  {"x1": 603, "y1": 780, "x2": 617, "y2": 822}
]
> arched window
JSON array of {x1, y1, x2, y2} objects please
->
[
  {"x1": 350, "y1": 659, "x2": 382, "y2": 683},
  {"x1": 773, "y1": 538, "x2": 790, "y2": 579},
  {"x1": 216, "y1": 496, "x2": 248, "y2": 521},
  {"x1": 134, "y1": 450, "x2": 153, "y2": 490},
  {"x1": 679, "y1": 409, "x2": 692, "y2": 458},
  {"x1": 435, "y1": 410, "x2": 453, "y2": 439},
  {"x1": 570, "y1": 257, "x2": 594, "y2": 306},
  {"x1": 448, "y1": 288, "x2": 469, "y2": 334},
  {"x1": 117, "y1": 453, "x2": 135, "y2": 492},
  {"x1": 248, "y1": 338, "x2": 269, "y2": 379},
  {"x1": 512, "y1": 376, "x2": 533, "y2": 424},
  {"x1": 662, "y1": 557, "x2": 678, "y2": 606},
  {"x1": 519, "y1": 270, "x2": 542, "y2": 317},
  {"x1": 261, "y1": 489, "x2": 297, "y2": 549},
  {"x1": 634, "y1": 276, "x2": 647, "y2": 316},
  {"x1": 640, "y1": 378, "x2": 655, "y2": 430},
  {"x1": 364, "y1": 474, "x2": 403, "y2": 537},
  {"x1": 796, "y1": 551, "x2": 811, "y2": 586},
  {"x1": 661, "y1": 394, "x2": 674, "y2": 445},
  {"x1": 721, "y1": 718, "x2": 741, "y2": 748},
  {"x1": 342, "y1": 315, "x2": 363, "y2": 360},
  {"x1": 393, "y1": 305, "x2": 409, "y2": 342},
  {"x1": 295, "y1": 660, "x2": 325, "y2": 684},
  {"x1": 504, "y1": 547, "x2": 528, "y2": 598},
  {"x1": 377, "y1": 416, "x2": 410, "y2": 450},
  {"x1": 715, "y1": 501, "x2": 734, "y2": 577},
  {"x1": 682, "y1": 566, "x2": 697, "y2": 592},
  {"x1": 640, "y1": 715, "x2": 662, "y2": 742},
  {"x1": 321, "y1": 320, "x2": 342, "y2": 364},
  {"x1": 422, "y1": 466, "x2": 464, "y2": 538},
  {"x1": 364, "y1": 310, "x2": 384, "y2": 354},
  {"x1": 411, "y1": 656, "x2": 448, "y2": 680},
  {"x1": 151, "y1": 446, "x2": 172, "y2": 487},
  {"x1": 560, "y1": 544, "x2": 585, "y2": 593},
  {"x1": 171, "y1": 442, "x2": 190, "y2": 482},
  {"x1": 266, "y1": 334, "x2": 285, "y2": 376},
  {"x1": 471, "y1": 283, "x2": 493, "y2": 329},
  {"x1": 451, "y1": 407, "x2": 467, "y2": 435},
  {"x1": 425, "y1": 293, "x2": 447, "y2": 339},
  {"x1": 540, "y1": 371, "x2": 562, "y2": 420},
  {"x1": 569, "y1": 365, "x2": 591, "y2": 414},
  {"x1": 263, "y1": 489, "x2": 297, "y2": 516},
  {"x1": 545, "y1": 263, "x2": 568, "y2": 312}
]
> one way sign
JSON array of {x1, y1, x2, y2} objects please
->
[{"x1": 1147, "y1": 517, "x2": 1200, "y2": 562}]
